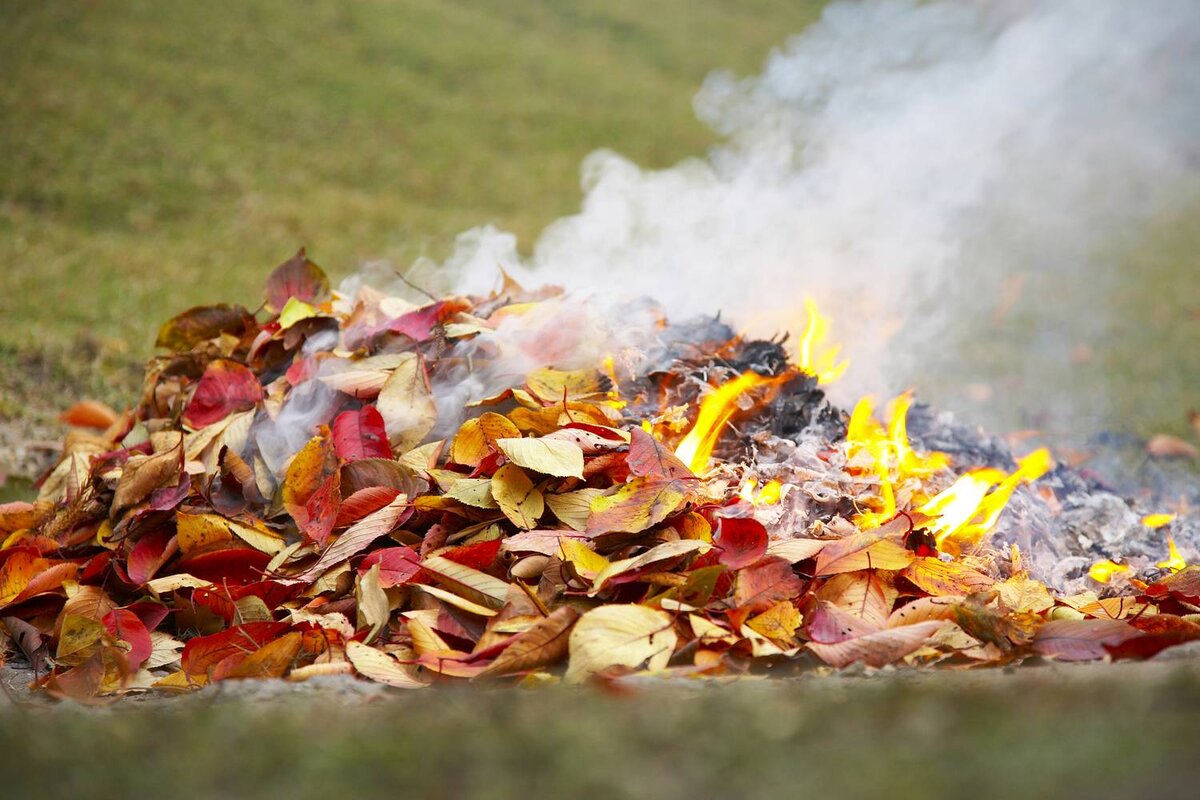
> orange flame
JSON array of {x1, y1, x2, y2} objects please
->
[
  {"x1": 918, "y1": 449, "x2": 1053, "y2": 549},
  {"x1": 797, "y1": 297, "x2": 850, "y2": 384},
  {"x1": 674, "y1": 372, "x2": 772, "y2": 473}
]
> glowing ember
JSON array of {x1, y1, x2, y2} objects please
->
[
  {"x1": 1088, "y1": 559, "x2": 1131, "y2": 584},
  {"x1": 1157, "y1": 535, "x2": 1187, "y2": 573},
  {"x1": 797, "y1": 297, "x2": 849, "y2": 384},
  {"x1": 1141, "y1": 513, "x2": 1177, "y2": 528},
  {"x1": 674, "y1": 371, "x2": 772, "y2": 473}
]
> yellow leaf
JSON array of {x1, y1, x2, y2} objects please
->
[
  {"x1": 56, "y1": 614, "x2": 107, "y2": 667},
  {"x1": 491, "y1": 463, "x2": 544, "y2": 529},
  {"x1": 0, "y1": 550, "x2": 45, "y2": 606},
  {"x1": 995, "y1": 573, "x2": 1055, "y2": 614},
  {"x1": 450, "y1": 418, "x2": 489, "y2": 467},
  {"x1": 278, "y1": 297, "x2": 318, "y2": 329},
  {"x1": 415, "y1": 584, "x2": 500, "y2": 617},
  {"x1": 558, "y1": 538, "x2": 611, "y2": 582},
  {"x1": 587, "y1": 477, "x2": 688, "y2": 535},
  {"x1": 445, "y1": 478, "x2": 499, "y2": 509},
  {"x1": 525, "y1": 368, "x2": 607, "y2": 403},
  {"x1": 746, "y1": 601, "x2": 802, "y2": 645},
  {"x1": 566, "y1": 604, "x2": 677, "y2": 682},
  {"x1": 174, "y1": 512, "x2": 233, "y2": 556},
  {"x1": 345, "y1": 640, "x2": 426, "y2": 689},
  {"x1": 815, "y1": 570, "x2": 897, "y2": 629},
  {"x1": 591, "y1": 540, "x2": 710, "y2": 593},
  {"x1": 377, "y1": 353, "x2": 438, "y2": 453},
  {"x1": 420, "y1": 555, "x2": 511, "y2": 609},
  {"x1": 813, "y1": 533, "x2": 914, "y2": 576},
  {"x1": 356, "y1": 563, "x2": 390, "y2": 642},
  {"x1": 477, "y1": 412, "x2": 521, "y2": 445},
  {"x1": 766, "y1": 538, "x2": 828, "y2": 563},
  {"x1": 545, "y1": 488, "x2": 604, "y2": 531},
  {"x1": 496, "y1": 437, "x2": 585, "y2": 479},
  {"x1": 226, "y1": 632, "x2": 304, "y2": 679}
]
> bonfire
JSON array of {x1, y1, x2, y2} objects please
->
[{"x1": 2, "y1": 250, "x2": 1198, "y2": 699}]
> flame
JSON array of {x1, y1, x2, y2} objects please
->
[
  {"x1": 674, "y1": 372, "x2": 772, "y2": 473},
  {"x1": 846, "y1": 393, "x2": 949, "y2": 528},
  {"x1": 1089, "y1": 559, "x2": 1131, "y2": 584},
  {"x1": 738, "y1": 478, "x2": 782, "y2": 506},
  {"x1": 797, "y1": 297, "x2": 850, "y2": 384},
  {"x1": 918, "y1": 449, "x2": 1053, "y2": 549},
  {"x1": 600, "y1": 353, "x2": 627, "y2": 410},
  {"x1": 1157, "y1": 535, "x2": 1187, "y2": 573},
  {"x1": 1141, "y1": 513, "x2": 1176, "y2": 529}
]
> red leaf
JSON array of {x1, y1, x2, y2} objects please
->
[
  {"x1": 126, "y1": 601, "x2": 171, "y2": 632},
  {"x1": 336, "y1": 487, "x2": 403, "y2": 527},
  {"x1": 126, "y1": 531, "x2": 178, "y2": 585},
  {"x1": 193, "y1": 581, "x2": 302, "y2": 623},
  {"x1": 264, "y1": 248, "x2": 330, "y2": 312},
  {"x1": 359, "y1": 546, "x2": 422, "y2": 588},
  {"x1": 1032, "y1": 619, "x2": 1142, "y2": 661},
  {"x1": 1107, "y1": 615, "x2": 1200, "y2": 660},
  {"x1": 332, "y1": 406, "x2": 394, "y2": 461},
  {"x1": 103, "y1": 609, "x2": 153, "y2": 669},
  {"x1": 175, "y1": 547, "x2": 272, "y2": 584},
  {"x1": 733, "y1": 557, "x2": 804, "y2": 612},
  {"x1": 440, "y1": 539, "x2": 503, "y2": 571},
  {"x1": 713, "y1": 517, "x2": 768, "y2": 569},
  {"x1": 183, "y1": 360, "x2": 263, "y2": 428},
  {"x1": 385, "y1": 301, "x2": 449, "y2": 342},
  {"x1": 181, "y1": 621, "x2": 291, "y2": 677},
  {"x1": 626, "y1": 427, "x2": 694, "y2": 480}
]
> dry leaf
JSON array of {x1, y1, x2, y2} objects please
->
[
  {"x1": 496, "y1": 437, "x2": 585, "y2": 479},
  {"x1": 566, "y1": 605, "x2": 677, "y2": 682}
]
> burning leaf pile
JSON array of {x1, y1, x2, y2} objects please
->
[{"x1": 2, "y1": 250, "x2": 1199, "y2": 700}]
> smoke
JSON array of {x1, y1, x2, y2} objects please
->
[{"x1": 425, "y1": 0, "x2": 1200, "y2": 422}]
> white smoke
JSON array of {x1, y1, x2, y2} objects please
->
[{"x1": 431, "y1": 0, "x2": 1200, "y2": 418}]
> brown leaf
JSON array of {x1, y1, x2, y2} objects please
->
[
  {"x1": 155, "y1": 304, "x2": 254, "y2": 351},
  {"x1": 816, "y1": 570, "x2": 897, "y2": 629},
  {"x1": 902, "y1": 557, "x2": 995, "y2": 596},
  {"x1": 478, "y1": 606, "x2": 580, "y2": 677},
  {"x1": 807, "y1": 620, "x2": 947, "y2": 668},
  {"x1": 112, "y1": 444, "x2": 183, "y2": 518},
  {"x1": 264, "y1": 248, "x2": 331, "y2": 312},
  {"x1": 1033, "y1": 618, "x2": 1142, "y2": 661},
  {"x1": 626, "y1": 427, "x2": 694, "y2": 480}
]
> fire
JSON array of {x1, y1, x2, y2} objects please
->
[
  {"x1": 1089, "y1": 559, "x2": 1131, "y2": 584},
  {"x1": 918, "y1": 449, "x2": 1053, "y2": 549},
  {"x1": 846, "y1": 393, "x2": 949, "y2": 528},
  {"x1": 1141, "y1": 513, "x2": 1176, "y2": 528},
  {"x1": 797, "y1": 297, "x2": 850, "y2": 384},
  {"x1": 738, "y1": 478, "x2": 782, "y2": 506},
  {"x1": 1157, "y1": 535, "x2": 1187, "y2": 573},
  {"x1": 674, "y1": 371, "x2": 772, "y2": 473}
]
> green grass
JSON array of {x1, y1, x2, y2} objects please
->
[
  {"x1": 0, "y1": 0, "x2": 821, "y2": 361},
  {"x1": 4, "y1": 664, "x2": 1200, "y2": 799}
]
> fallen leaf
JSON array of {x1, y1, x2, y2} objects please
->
[
  {"x1": 713, "y1": 517, "x2": 768, "y2": 569},
  {"x1": 478, "y1": 606, "x2": 580, "y2": 677},
  {"x1": 60, "y1": 400, "x2": 119, "y2": 430},
  {"x1": 264, "y1": 248, "x2": 330, "y2": 312},
  {"x1": 814, "y1": 533, "x2": 913, "y2": 576},
  {"x1": 155, "y1": 304, "x2": 254, "y2": 351},
  {"x1": 356, "y1": 563, "x2": 390, "y2": 642},
  {"x1": 807, "y1": 620, "x2": 948, "y2": 668},
  {"x1": 332, "y1": 406, "x2": 394, "y2": 461},
  {"x1": 496, "y1": 437, "x2": 585, "y2": 479},
  {"x1": 183, "y1": 360, "x2": 263, "y2": 429},
  {"x1": 816, "y1": 570, "x2": 897, "y2": 629},
  {"x1": 566, "y1": 605, "x2": 677, "y2": 682},
  {"x1": 1146, "y1": 434, "x2": 1198, "y2": 459},
  {"x1": 345, "y1": 640, "x2": 426, "y2": 688},
  {"x1": 902, "y1": 557, "x2": 995, "y2": 596},
  {"x1": 491, "y1": 464, "x2": 544, "y2": 529},
  {"x1": 626, "y1": 427, "x2": 694, "y2": 480},
  {"x1": 377, "y1": 353, "x2": 438, "y2": 453},
  {"x1": 587, "y1": 477, "x2": 688, "y2": 535}
]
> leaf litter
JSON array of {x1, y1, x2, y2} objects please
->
[{"x1": 0, "y1": 250, "x2": 1198, "y2": 700}]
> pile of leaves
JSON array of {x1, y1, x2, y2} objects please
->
[{"x1": 3, "y1": 251, "x2": 1200, "y2": 700}]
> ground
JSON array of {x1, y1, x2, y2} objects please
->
[{"x1": 2, "y1": 2, "x2": 1200, "y2": 793}]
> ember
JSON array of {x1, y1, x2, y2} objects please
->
[{"x1": 2, "y1": 251, "x2": 1199, "y2": 699}]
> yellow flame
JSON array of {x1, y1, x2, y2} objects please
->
[
  {"x1": 1158, "y1": 535, "x2": 1187, "y2": 573},
  {"x1": 797, "y1": 297, "x2": 850, "y2": 384},
  {"x1": 674, "y1": 372, "x2": 771, "y2": 473},
  {"x1": 600, "y1": 354, "x2": 627, "y2": 410},
  {"x1": 1142, "y1": 513, "x2": 1177, "y2": 529},
  {"x1": 1089, "y1": 559, "x2": 1131, "y2": 584},
  {"x1": 738, "y1": 479, "x2": 782, "y2": 506},
  {"x1": 918, "y1": 449, "x2": 1053, "y2": 549},
  {"x1": 846, "y1": 393, "x2": 949, "y2": 529}
]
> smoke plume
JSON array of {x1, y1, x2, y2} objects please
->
[{"x1": 413, "y1": 0, "x2": 1200, "y2": 424}]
